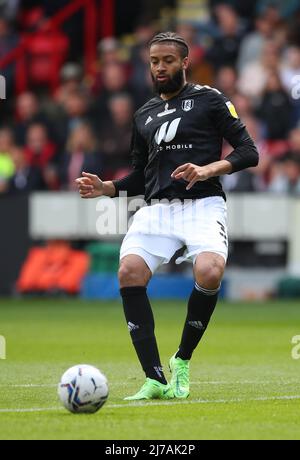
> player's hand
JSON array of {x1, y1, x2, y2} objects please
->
[
  {"x1": 171, "y1": 163, "x2": 212, "y2": 190},
  {"x1": 75, "y1": 172, "x2": 104, "y2": 198}
]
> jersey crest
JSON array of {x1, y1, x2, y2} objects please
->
[{"x1": 182, "y1": 99, "x2": 194, "y2": 112}]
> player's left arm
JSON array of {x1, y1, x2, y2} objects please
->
[
  {"x1": 210, "y1": 91, "x2": 259, "y2": 173},
  {"x1": 171, "y1": 91, "x2": 259, "y2": 190},
  {"x1": 171, "y1": 160, "x2": 232, "y2": 190}
]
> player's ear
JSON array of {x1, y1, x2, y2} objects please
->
[{"x1": 182, "y1": 57, "x2": 189, "y2": 71}]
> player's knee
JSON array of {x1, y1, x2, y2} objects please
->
[
  {"x1": 118, "y1": 261, "x2": 150, "y2": 288},
  {"x1": 194, "y1": 255, "x2": 225, "y2": 290},
  {"x1": 118, "y1": 264, "x2": 138, "y2": 287},
  {"x1": 196, "y1": 266, "x2": 223, "y2": 289}
]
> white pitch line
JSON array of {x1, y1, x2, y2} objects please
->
[
  {"x1": 0, "y1": 395, "x2": 299, "y2": 414},
  {"x1": 192, "y1": 381, "x2": 298, "y2": 385},
  {"x1": 0, "y1": 407, "x2": 63, "y2": 414},
  {"x1": 106, "y1": 394, "x2": 300, "y2": 409},
  {"x1": 0, "y1": 380, "x2": 298, "y2": 389},
  {"x1": 0, "y1": 384, "x2": 57, "y2": 388}
]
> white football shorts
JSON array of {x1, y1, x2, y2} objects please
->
[{"x1": 120, "y1": 196, "x2": 228, "y2": 274}]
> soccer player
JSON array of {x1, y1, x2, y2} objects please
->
[{"x1": 76, "y1": 32, "x2": 259, "y2": 400}]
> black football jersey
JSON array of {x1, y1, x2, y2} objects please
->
[{"x1": 113, "y1": 83, "x2": 259, "y2": 202}]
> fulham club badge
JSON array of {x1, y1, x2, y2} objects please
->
[{"x1": 182, "y1": 99, "x2": 194, "y2": 112}]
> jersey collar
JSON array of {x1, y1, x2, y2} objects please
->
[{"x1": 157, "y1": 83, "x2": 190, "y2": 102}]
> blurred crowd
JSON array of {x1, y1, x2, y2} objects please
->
[{"x1": 1, "y1": 0, "x2": 300, "y2": 195}]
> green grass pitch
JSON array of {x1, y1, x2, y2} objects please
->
[{"x1": 0, "y1": 298, "x2": 299, "y2": 440}]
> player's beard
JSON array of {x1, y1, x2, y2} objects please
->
[{"x1": 152, "y1": 68, "x2": 185, "y2": 95}]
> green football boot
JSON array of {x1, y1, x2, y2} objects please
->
[
  {"x1": 169, "y1": 354, "x2": 190, "y2": 399},
  {"x1": 124, "y1": 378, "x2": 174, "y2": 401}
]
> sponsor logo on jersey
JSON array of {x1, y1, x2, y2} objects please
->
[
  {"x1": 157, "y1": 103, "x2": 176, "y2": 117},
  {"x1": 182, "y1": 99, "x2": 194, "y2": 112},
  {"x1": 157, "y1": 144, "x2": 193, "y2": 152},
  {"x1": 154, "y1": 118, "x2": 181, "y2": 145}
]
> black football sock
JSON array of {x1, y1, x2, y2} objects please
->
[
  {"x1": 120, "y1": 286, "x2": 167, "y2": 385},
  {"x1": 176, "y1": 283, "x2": 220, "y2": 361}
]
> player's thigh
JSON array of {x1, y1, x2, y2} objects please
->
[
  {"x1": 120, "y1": 233, "x2": 182, "y2": 276},
  {"x1": 184, "y1": 197, "x2": 228, "y2": 263}
]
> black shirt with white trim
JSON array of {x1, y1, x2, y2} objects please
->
[{"x1": 113, "y1": 83, "x2": 259, "y2": 202}]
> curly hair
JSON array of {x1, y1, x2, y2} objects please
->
[{"x1": 149, "y1": 32, "x2": 189, "y2": 59}]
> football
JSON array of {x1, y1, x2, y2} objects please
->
[{"x1": 58, "y1": 364, "x2": 109, "y2": 414}]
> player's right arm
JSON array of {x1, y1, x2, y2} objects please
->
[
  {"x1": 112, "y1": 117, "x2": 147, "y2": 197},
  {"x1": 76, "y1": 172, "x2": 116, "y2": 199},
  {"x1": 76, "y1": 117, "x2": 147, "y2": 199}
]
